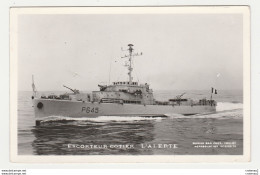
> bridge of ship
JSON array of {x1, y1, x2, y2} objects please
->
[
  {"x1": 103, "y1": 81, "x2": 151, "y2": 92},
  {"x1": 92, "y1": 81, "x2": 154, "y2": 105}
]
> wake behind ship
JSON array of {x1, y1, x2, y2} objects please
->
[{"x1": 32, "y1": 44, "x2": 217, "y2": 125}]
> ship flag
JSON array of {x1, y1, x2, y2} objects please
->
[
  {"x1": 32, "y1": 75, "x2": 36, "y2": 92},
  {"x1": 211, "y1": 87, "x2": 217, "y2": 94},
  {"x1": 32, "y1": 75, "x2": 37, "y2": 98},
  {"x1": 32, "y1": 83, "x2": 36, "y2": 92}
]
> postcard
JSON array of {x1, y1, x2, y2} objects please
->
[{"x1": 10, "y1": 6, "x2": 250, "y2": 162}]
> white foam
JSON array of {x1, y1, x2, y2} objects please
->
[
  {"x1": 196, "y1": 110, "x2": 243, "y2": 119},
  {"x1": 42, "y1": 115, "x2": 164, "y2": 122},
  {"x1": 41, "y1": 102, "x2": 243, "y2": 123},
  {"x1": 164, "y1": 113, "x2": 185, "y2": 118},
  {"x1": 85, "y1": 116, "x2": 163, "y2": 122},
  {"x1": 164, "y1": 109, "x2": 242, "y2": 119},
  {"x1": 216, "y1": 102, "x2": 243, "y2": 112}
]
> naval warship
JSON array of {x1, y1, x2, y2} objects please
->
[{"x1": 32, "y1": 44, "x2": 217, "y2": 125}]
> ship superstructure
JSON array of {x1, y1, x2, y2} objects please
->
[{"x1": 32, "y1": 44, "x2": 216, "y2": 125}]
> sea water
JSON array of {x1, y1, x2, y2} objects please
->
[{"x1": 18, "y1": 90, "x2": 243, "y2": 155}]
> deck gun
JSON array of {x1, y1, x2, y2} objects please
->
[
  {"x1": 63, "y1": 85, "x2": 80, "y2": 94},
  {"x1": 176, "y1": 92, "x2": 186, "y2": 100},
  {"x1": 175, "y1": 93, "x2": 186, "y2": 105}
]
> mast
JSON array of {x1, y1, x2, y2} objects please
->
[
  {"x1": 128, "y1": 44, "x2": 134, "y2": 84},
  {"x1": 121, "y1": 44, "x2": 142, "y2": 84}
]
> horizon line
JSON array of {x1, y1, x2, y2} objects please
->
[{"x1": 18, "y1": 89, "x2": 243, "y2": 92}]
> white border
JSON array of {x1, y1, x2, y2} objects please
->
[{"x1": 9, "y1": 6, "x2": 250, "y2": 163}]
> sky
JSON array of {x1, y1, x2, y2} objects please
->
[{"x1": 17, "y1": 13, "x2": 243, "y2": 91}]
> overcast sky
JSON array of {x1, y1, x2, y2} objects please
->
[{"x1": 18, "y1": 13, "x2": 243, "y2": 91}]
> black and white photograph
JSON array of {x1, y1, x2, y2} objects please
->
[{"x1": 10, "y1": 7, "x2": 250, "y2": 162}]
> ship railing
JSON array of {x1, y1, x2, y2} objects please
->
[
  {"x1": 100, "y1": 98, "x2": 123, "y2": 104},
  {"x1": 100, "y1": 98, "x2": 142, "y2": 104},
  {"x1": 40, "y1": 93, "x2": 74, "y2": 101},
  {"x1": 123, "y1": 100, "x2": 141, "y2": 104},
  {"x1": 197, "y1": 99, "x2": 216, "y2": 106},
  {"x1": 154, "y1": 101, "x2": 169, "y2": 106},
  {"x1": 152, "y1": 100, "x2": 216, "y2": 107}
]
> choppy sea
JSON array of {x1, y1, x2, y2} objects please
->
[{"x1": 18, "y1": 90, "x2": 243, "y2": 155}]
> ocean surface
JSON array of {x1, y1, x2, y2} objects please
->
[{"x1": 18, "y1": 90, "x2": 243, "y2": 155}]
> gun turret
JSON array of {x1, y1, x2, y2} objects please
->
[
  {"x1": 63, "y1": 85, "x2": 80, "y2": 94},
  {"x1": 176, "y1": 92, "x2": 186, "y2": 99},
  {"x1": 98, "y1": 85, "x2": 107, "y2": 91}
]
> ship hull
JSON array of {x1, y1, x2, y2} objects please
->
[{"x1": 33, "y1": 98, "x2": 216, "y2": 125}]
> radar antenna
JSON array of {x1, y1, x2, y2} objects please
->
[{"x1": 120, "y1": 44, "x2": 142, "y2": 84}]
